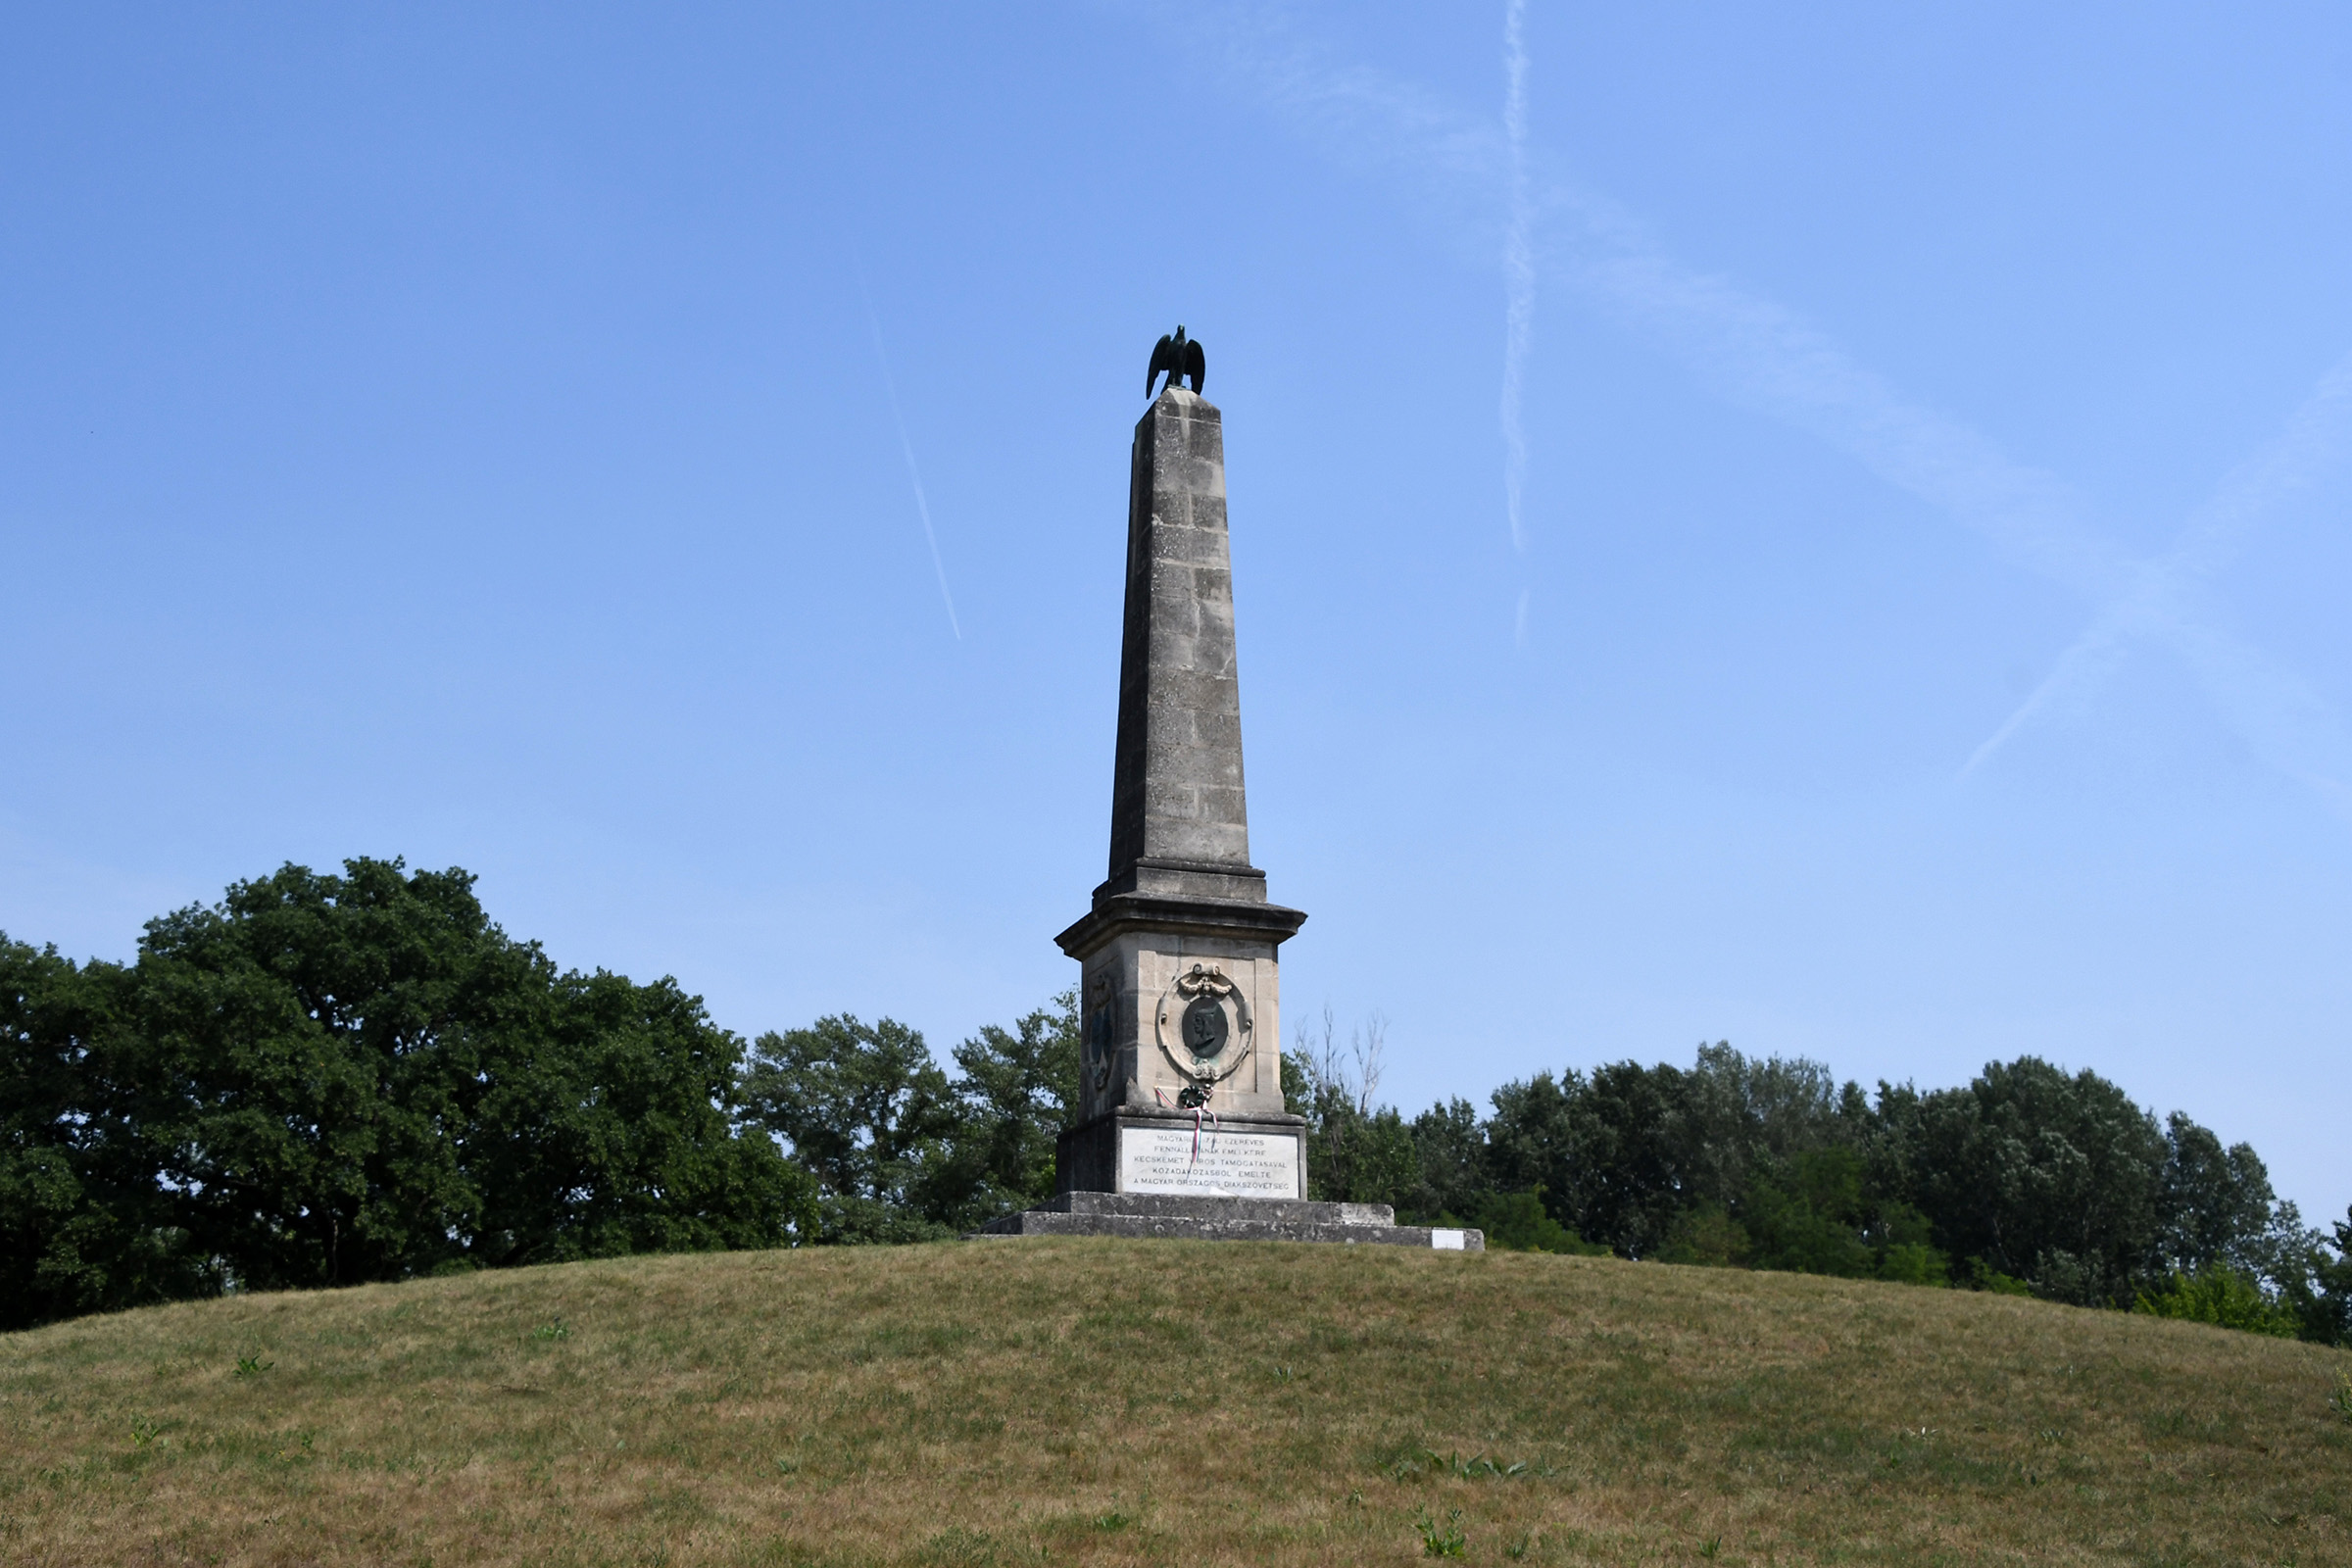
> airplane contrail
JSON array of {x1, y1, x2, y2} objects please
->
[
  {"x1": 857, "y1": 277, "x2": 961, "y2": 641},
  {"x1": 1965, "y1": 348, "x2": 2352, "y2": 776}
]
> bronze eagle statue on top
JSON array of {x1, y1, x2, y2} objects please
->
[{"x1": 1147, "y1": 326, "x2": 1205, "y2": 398}]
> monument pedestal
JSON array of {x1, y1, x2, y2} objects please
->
[
  {"x1": 1052, "y1": 886, "x2": 1309, "y2": 1196},
  {"x1": 979, "y1": 1191, "x2": 1483, "y2": 1250}
]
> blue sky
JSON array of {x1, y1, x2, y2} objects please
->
[{"x1": 5, "y1": 4, "x2": 2349, "y2": 1222}]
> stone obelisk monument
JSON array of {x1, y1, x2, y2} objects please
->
[
  {"x1": 981, "y1": 329, "x2": 1480, "y2": 1249},
  {"x1": 1052, "y1": 339, "x2": 1310, "y2": 1197}
]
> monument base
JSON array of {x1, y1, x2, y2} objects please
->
[
  {"x1": 1055, "y1": 1109, "x2": 1306, "y2": 1199},
  {"x1": 974, "y1": 1191, "x2": 1484, "y2": 1250}
]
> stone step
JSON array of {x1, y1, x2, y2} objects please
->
[
  {"x1": 972, "y1": 1192, "x2": 1484, "y2": 1250},
  {"x1": 1036, "y1": 1191, "x2": 1394, "y2": 1224}
]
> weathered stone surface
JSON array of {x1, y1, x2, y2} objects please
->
[
  {"x1": 1063, "y1": 934, "x2": 1294, "y2": 1126},
  {"x1": 1056, "y1": 1109, "x2": 1305, "y2": 1197},
  {"x1": 974, "y1": 1192, "x2": 1485, "y2": 1250},
  {"x1": 1042, "y1": 375, "x2": 1311, "y2": 1208},
  {"x1": 1101, "y1": 388, "x2": 1277, "y2": 906}
]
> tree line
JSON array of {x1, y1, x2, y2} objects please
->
[
  {"x1": 1288, "y1": 1015, "x2": 2351, "y2": 1342},
  {"x1": 5, "y1": 858, "x2": 2346, "y2": 1344}
]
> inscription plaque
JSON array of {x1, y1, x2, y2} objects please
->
[{"x1": 1118, "y1": 1127, "x2": 1301, "y2": 1199}]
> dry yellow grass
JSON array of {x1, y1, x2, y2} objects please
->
[{"x1": 2, "y1": 1239, "x2": 2347, "y2": 1566}]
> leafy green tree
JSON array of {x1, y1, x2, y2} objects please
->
[
  {"x1": 4, "y1": 859, "x2": 809, "y2": 1328},
  {"x1": 2134, "y1": 1265, "x2": 2301, "y2": 1338},
  {"x1": 1468, "y1": 1189, "x2": 1605, "y2": 1253},
  {"x1": 1903, "y1": 1057, "x2": 2168, "y2": 1305},
  {"x1": 1282, "y1": 1010, "x2": 1421, "y2": 1208},
  {"x1": 466, "y1": 968, "x2": 813, "y2": 1264},
  {"x1": 1679, "y1": 1044, "x2": 1861, "y2": 1209},
  {"x1": 920, "y1": 992, "x2": 1082, "y2": 1230},
  {"x1": 3, "y1": 936, "x2": 99, "y2": 1324},
  {"x1": 2, "y1": 936, "x2": 215, "y2": 1328},
  {"x1": 1733, "y1": 1146, "x2": 1944, "y2": 1283},
  {"x1": 1482, "y1": 1069, "x2": 1590, "y2": 1227},
  {"x1": 2154, "y1": 1112, "x2": 2279, "y2": 1278},
  {"x1": 742, "y1": 1014, "x2": 957, "y2": 1243},
  {"x1": 1657, "y1": 1203, "x2": 1750, "y2": 1267},
  {"x1": 1404, "y1": 1097, "x2": 1489, "y2": 1224},
  {"x1": 1740, "y1": 1148, "x2": 1878, "y2": 1278},
  {"x1": 1307, "y1": 1102, "x2": 1418, "y2": 1207},
  {"x1": 1282, "y1": 1026, "x2": 1419, "y2": 1208},
  {"x1": 1511, "y1": 1060, "x2": 1695, "y2": 1258},
  {"x1": 120, "y1": 859, "x2": 512, "y2": 1287},
  {"x1": 1874, "y1": 1228, "x2": 1948, "y2": 1287},
  {"x1": 2278, "y1": 1206, "x2": 2352, "y2": 1347}
]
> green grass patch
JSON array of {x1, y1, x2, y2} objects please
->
[{"x1": 0, "y1": 1240, "x2": 2346, "y2": 1564}]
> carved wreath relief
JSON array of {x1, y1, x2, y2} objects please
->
[{"x1": 1154, "y1": 962, "x2": 1252, "y2": 1106}]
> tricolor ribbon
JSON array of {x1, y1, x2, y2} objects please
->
[{"x1": 1153, "y1": 1085, "x2": 1220, "y2": 1166}]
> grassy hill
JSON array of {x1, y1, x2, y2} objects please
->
[{"x1": 3, "y1": 1240, "x2": 2347, "y2": 1566}]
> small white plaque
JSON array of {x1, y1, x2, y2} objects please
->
[
  {"x1": 1431, "y1": 1229, "x2": 1467, "y2": 1250},
  {"x1": 1119, "y1": 1127, "x2": 1300, "y2": 1199}
]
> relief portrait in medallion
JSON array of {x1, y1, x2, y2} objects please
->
[{"x1": 1181, "y1": 992, "x2": 1229, "y2": 1060}]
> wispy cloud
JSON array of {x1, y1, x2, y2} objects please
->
[
  {"x1": 857, "y1": 273, "x2": 961, "y2": 641},
  {"x1": 1155, "y1": 4, "x2": 2352, "y2": 815}
]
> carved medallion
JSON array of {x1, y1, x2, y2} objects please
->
[{"x1": 1153, "y1": 962, "x2": 1253, "y2": 1092}]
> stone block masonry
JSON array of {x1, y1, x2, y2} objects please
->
[{"x1": 1105, "y1": 389, "x2": 1259, "y2": 897}]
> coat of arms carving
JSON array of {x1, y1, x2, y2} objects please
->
[{"x1": 1083, "y1": 969, "x2": 1119, "y2": 1096}]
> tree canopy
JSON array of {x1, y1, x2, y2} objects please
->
[
  {"x1": 1286, "y1": 1035, "x2": 2347, "y2": 1342},
  {"x1": 2, "y1": 858, "x2": 809, "y2": 1329}
]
